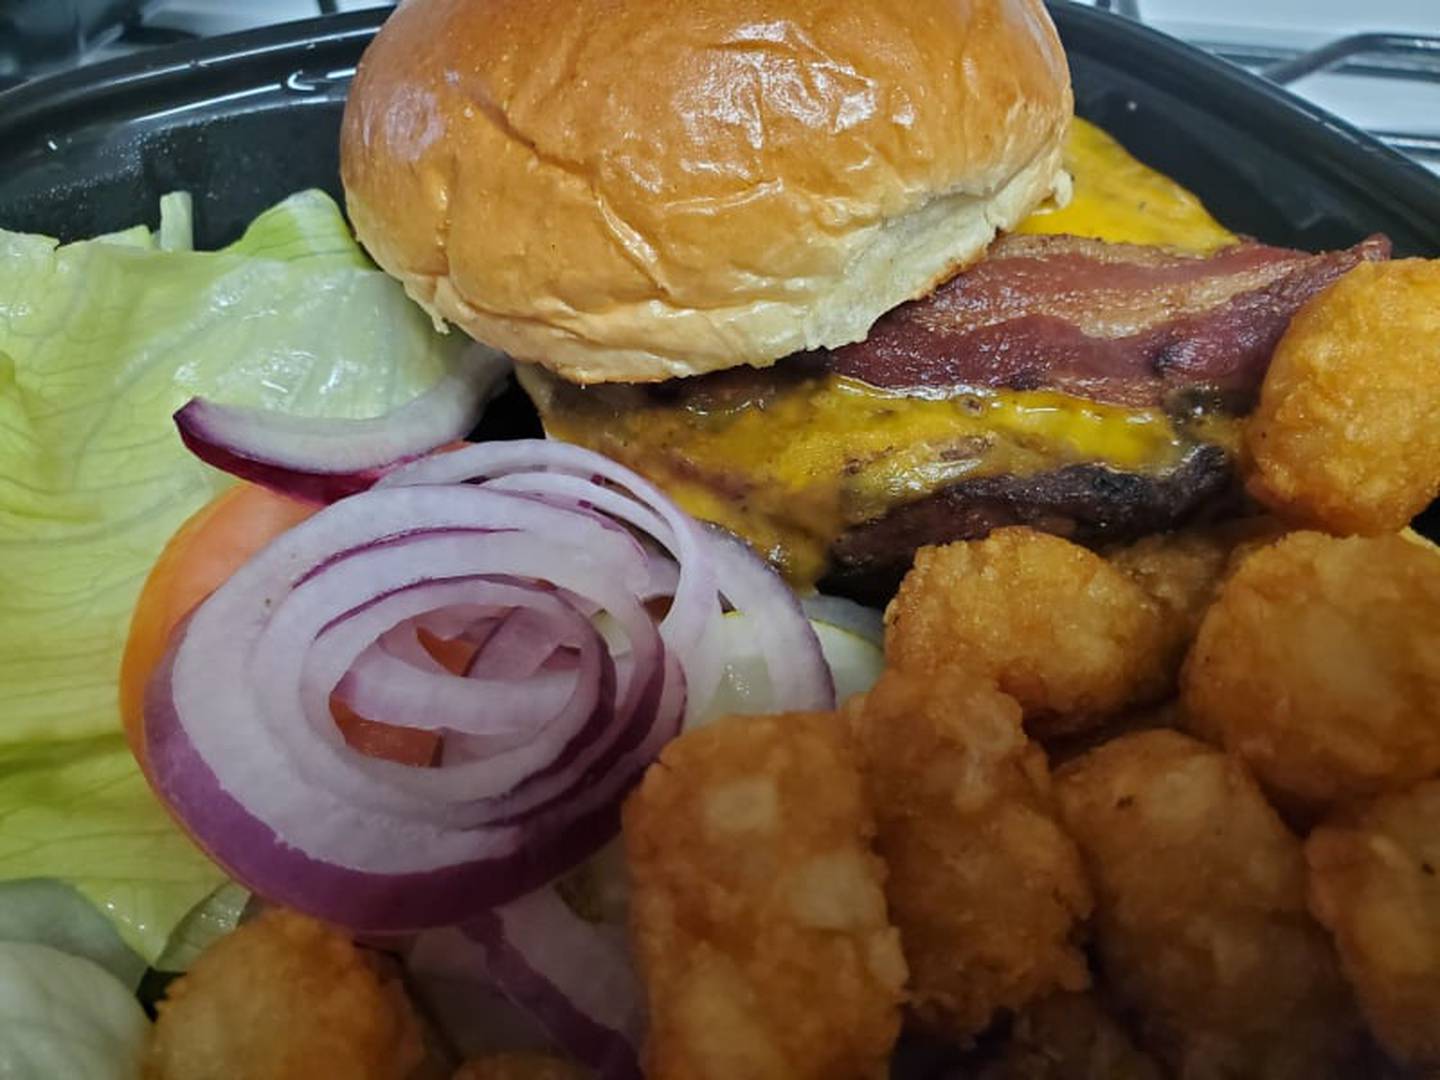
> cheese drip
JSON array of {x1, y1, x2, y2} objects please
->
[{"x1": 1018, "y1": 119, "x2": 1235, "y2": 252}]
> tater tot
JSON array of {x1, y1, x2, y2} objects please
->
[
  {"x1": 623, "y1": 711, "x2": 906, "y2": 1080},
  {"x1": 885, "y1": 527, "x2": 1168, "y2": 736},
  {"x1": 977, "y1": 992, "x2": 1163, "y2": 1080},
  {"x1": 1040, "y1": 699, "x2": 1186, "y2": 769},
  {"x1": 1054, "y1": 730, "x2": 1362, "y2": 1079},
  {"x1": 1245, "y1": 259, "x2": 1440, "y2": 535},
  {"x1": 1307, "y1": 780, "x2": 1440, "y2": 1068},
  {"x1": 1105, "y1": 516, "x2": 1284, "y2": 684},
  {"x1": 851, "y1": 668, "x2": 1092, "y2": 1039},
  {"x1": 1182, "y1": 531, "x2": 1440, "y2": 810},
  {"x1": 451, "y1": 1053, "x2": 585, "y2": 1080},
  {"x1": 145, "y1": 909, "x2": 425, "y2": 1080}
]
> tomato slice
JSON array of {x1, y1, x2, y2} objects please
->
[
  {"x1": 120, "y1": 483, "x2": 314, "y2": 765},
  {"x1": 120, "y1": 482, "x2": 443, "y2": 772}
]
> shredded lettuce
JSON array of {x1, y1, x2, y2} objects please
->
[
  {"x1": 156, "y1": 191, "x2": 194, "y2": 253},
  {"x1": 0, "y1": 190, "x2": 465, "y2": 961}
]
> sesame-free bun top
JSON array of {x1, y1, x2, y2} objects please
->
[{"x1": 341, "y1": 0, "x2": 1072, "y2": 384}]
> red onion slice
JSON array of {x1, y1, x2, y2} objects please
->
[
  {"x1": 465, "y1": 888, "x2": 644, "y2": 1080},
  {"x1": 377, "y1": 442, "x2": 834, "y2": 721},
  {"x1": 376, "y1": 444, "x2": 719, "y2": 660},
  {"x1": 174, "y1": 344, "x2": 511, "y2": 503},
  {"x1": 404, "y1": 927, "x2": 557, "y2": 1060},
  {"x1": 144, "y1": 440, "x2": 831, "y2": 932},
  {"x1": 333, "y1": 644, "x2": 579, "y2": 741}
]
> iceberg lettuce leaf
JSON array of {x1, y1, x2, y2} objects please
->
[
  {"x1": 0, "y1": 738, "x2": 221, "y2": 965},
  {"x1": 0, "y1": 190, "x2": 463, "y2": 960}
]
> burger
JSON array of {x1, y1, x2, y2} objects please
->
[{"x1": 339, "y1": 0, "x2": 1385, "y2": 602}]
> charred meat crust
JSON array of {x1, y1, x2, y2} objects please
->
[{"x1": 823, "y1": 445, "x2": 1237, "y2": 605}]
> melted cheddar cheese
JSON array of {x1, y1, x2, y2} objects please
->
[
  {"x1": 543, "y1": 375, "x2": 1217, "y2": 585},
  {"x1": 1019, "y1": 119, "x2": 1235, "y2": 252},
  {"x1": 535, "y1": 120, "x2": 1240, "y2": 586}
]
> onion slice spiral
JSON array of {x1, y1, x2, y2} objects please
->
[{"x1": 143, "y1": 439, "x2": 832, "y2": 931}]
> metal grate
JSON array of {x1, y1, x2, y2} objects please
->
[{"x1": 1083, "y1": 1, "x2": 1440, "y2": 167}]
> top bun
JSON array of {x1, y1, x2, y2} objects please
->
[{"x1": 341, "y1": 0, "x2": 1072, "y2": 384}]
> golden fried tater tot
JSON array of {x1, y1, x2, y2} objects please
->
[
  {"x1": 1054, "y1": 730, "x2": 1362, "y2": 1079},
  {"x1": 1182, "y1": 531, "x2": 1440, "y2": 810},
  {"x1": 452, "y1": 1052, "x2": 585, "y2": 1080},
  {"x1": 1105, "y1": 516, "x2": 1284, "y2": 683},
  {"x1": 1040, "y1": 699, "x2": 1185, "y2": 769},
  {"x1": 885, "y1": 527, "x2": 1168, "y2": 736},
  {"x1": 1307, "y1": 779, "x2": 1440, "y2": 1068},
  {"x1": 977, "y1": 993, "x2": 1163, "y2": 1080},
  {"x1": 1245, "y1": 259, "x2": 1440, "y2": 535},
  {"x1": 145, "y1": 909, "x2": 425, "y2": 1080},
  {"x1": 623, "y1": 711, "x2": 906, "y2": 1080},
  {"x1": 851, "y1": 668, "x2": 1091, "y2": 1039}
]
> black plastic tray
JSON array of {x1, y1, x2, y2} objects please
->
[{"x1": 1, "y1": 3, "x2": 1438, "y2": 535}]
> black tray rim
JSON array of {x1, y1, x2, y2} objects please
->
[{"x1": 0, "y1": 9, "x2": 384, "y2": 124}]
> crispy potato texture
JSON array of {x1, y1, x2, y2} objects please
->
[
  {"x1": 850, "y1": 667, "x2": 1091, "y2": 1038},
  {"x1": 977, "y1": 993, "x2": 1162, "y2": 1080},
  {"x1": 885, "y1": 527, "x2": 1168, "y2": 735},
  {"x1": 1105, "y1": 516, "x2": 1283, "y2": 677},
  {"x1": 1055, "y1": 730, "x2": 1361, "y2": 1079},
  {"x1": 1307, "y1": 780, "x2": 1440, "y2": 1067},
  {"x1": 623, "y1": 711, "x2": 906, "y2": 1080},
  {"x1": 1182, "y1": 531, "x2": 1440, "y2": 810},
  {"x1": 145, "y1": 909, "x2": 425, "y2": 1080},
  {"x1": 1245, "y1": 259, "x2": 1440, "y2": 534}
]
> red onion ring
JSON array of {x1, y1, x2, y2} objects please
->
[
  {"x1": 404, "y1": 927, "x2": 557, "y2": 1059},
  {"x1": 143, "y1": 440, "x2": 832, "y2": 931},
  {"x1": 465, "y1": 889, "x2": 644, "y2": 1080},
  {"x1": 174, "y1": 344, "x2": 511, "y2": 502}
]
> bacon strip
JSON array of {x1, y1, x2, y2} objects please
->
[{"x1": 825, "y1": 233, "x2": 1391, "y2": 408}]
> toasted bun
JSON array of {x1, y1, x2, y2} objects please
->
[{"x1": 341, "y1": 0, "x2": 1072, "y2": 383}]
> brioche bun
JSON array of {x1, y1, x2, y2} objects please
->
[{"x1": 341, "y1": 0, "x2": 1072, "y2": 384}]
